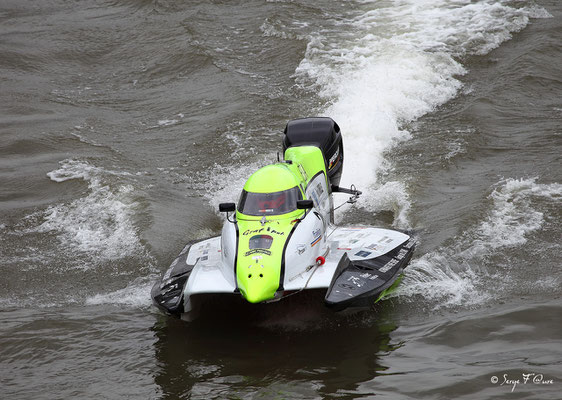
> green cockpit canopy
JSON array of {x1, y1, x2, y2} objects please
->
[{"x1": 238, "y1": 164, "x2": 303, "y2": 216}]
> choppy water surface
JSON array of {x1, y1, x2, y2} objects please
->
[{"x1": 1, "y1": 0, "x2": 560, "y2": 398}]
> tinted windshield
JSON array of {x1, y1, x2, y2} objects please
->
[{"x1": 238, "y1": 187, "x2": 303, "y2": 216}]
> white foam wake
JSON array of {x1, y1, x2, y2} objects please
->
[
  {"x1": 36, "y1": 159, "x2": 145, "y2": 262},
  {"x1": 395, "y1": 178, "x2": 562, "y2": 308},
  {"x1": 295, "y1": 0, "x2": 550, "y2": 225},
  {"x1": 85, "y1": 276, "x2": 157, "y2": 308}
]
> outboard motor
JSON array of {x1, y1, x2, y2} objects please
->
[{"x1": 282, "y1": 117, "x2": 344, "y2": 188}]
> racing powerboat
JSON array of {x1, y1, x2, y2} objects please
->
[{"x1": 151, "y1": 117, "x2": 415, "y2": 320}]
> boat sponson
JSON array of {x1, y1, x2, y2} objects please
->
[{"x1": 324, "y1": 238, "x2": 415, "y2": 309}]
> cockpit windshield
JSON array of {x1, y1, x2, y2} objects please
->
[{"x1": 238, "y1": 187, "x2": 303, "y2": 216}]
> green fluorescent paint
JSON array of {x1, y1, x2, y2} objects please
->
[
  {"x1": 233, "y1": 145, "x2": 329, "y2": 303},
  {"x1": 243, "y1": 163, "x2": 302, "y2": 193},
  {"x1": 284, "y1": 146, "x2": 328, "y2": 187},
  {"x1": 236, "y1": 219, "x2": 295, "y2": 303},
  {"x1": 375, "y1": 274, "x2": 404, "y2": 303}
]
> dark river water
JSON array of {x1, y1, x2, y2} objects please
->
[{"x1": 1, "y1": 0, "x2": 560, "y2": 398}]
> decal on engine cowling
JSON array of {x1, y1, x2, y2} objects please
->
[{"x1": 329, "y1": 148, "x2": 339, "y2": 169}]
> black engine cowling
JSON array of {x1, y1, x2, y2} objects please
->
[{"x1": 283, "y1": 117, "x2": 344, "y2": 188}]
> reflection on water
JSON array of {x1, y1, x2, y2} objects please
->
[{"x1": 152, "y1": 293, "x2": 401, "y2": 399}]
